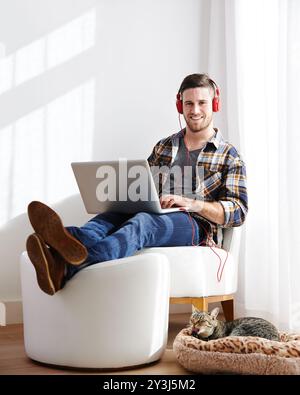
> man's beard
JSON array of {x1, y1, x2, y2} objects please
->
[{"x1": 184, "y1": 114, "x2": 213, "y2": 133}]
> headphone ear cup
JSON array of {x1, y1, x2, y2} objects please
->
[
  {"x1": 212, "y1": 97, "x2": 220, "y2": 112},
  {"x1": 176, "y1": 93, "x2": 183, "y2": 114},
  {"x1": 212, "y1": 86, "x2": 220, "y2": 112}
]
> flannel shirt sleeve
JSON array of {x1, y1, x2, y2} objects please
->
[
  {"x1": 218, "y1": 157, "x2": 248, "y2": 227},
  {"x1": 148, "y1": 137, "x2": 168, "y2": 167},
  {"x1": 147, "y1": 143, "x2": 159, "y2": 167}
]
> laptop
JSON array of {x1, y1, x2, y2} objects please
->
[{"x1": 71, "y1": 159, "x2": 183, "y2": 214}]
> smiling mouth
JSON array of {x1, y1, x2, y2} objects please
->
[{"x1": 190, "y1": 117, "x2": 203, "y2": 121}]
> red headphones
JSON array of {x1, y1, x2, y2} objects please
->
[{"x1": 176, "y1": 80, "x2": 220, "y2": 114}]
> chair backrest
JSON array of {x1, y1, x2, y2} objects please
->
[{"x1": 52, "y1": 193, "x2": 92, "y2": 226}]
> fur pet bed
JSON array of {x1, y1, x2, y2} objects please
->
[{"x1": 173, "y1": 328, "x2": 300, "y2": 375}]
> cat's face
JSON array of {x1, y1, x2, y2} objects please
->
[{"x1": 189, "y1": 308, "x2": 219, "y2": 339}]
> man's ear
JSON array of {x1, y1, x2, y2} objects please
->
[{"x1": 210, "y1": 307, "x2": 220, "y2": 319}]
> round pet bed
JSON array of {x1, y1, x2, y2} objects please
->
[{"x1": 173, "y1": 328, "x2": 300, "y2": 375}]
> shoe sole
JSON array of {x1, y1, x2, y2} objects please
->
[
  {"x1": 26, "y1": 234, "x2": 56, "y2": 295},
  {"x1": 28, "y1": 201, "x2": 87, "y2": 265}
]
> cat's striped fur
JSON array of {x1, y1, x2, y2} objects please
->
[{"x1": 189, "y1": 307, "x2": 280, "y2": 341}]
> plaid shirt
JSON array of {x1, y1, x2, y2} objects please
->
[{"x1": 147, "y1": 129, "x2": 248, "y2": 247}]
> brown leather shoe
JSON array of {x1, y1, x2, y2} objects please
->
[
  {"x1": 27, "y1": 201, "x2": 87, "y2": 266},
  {"x1": 26, "y1": 233, "x2": 66, "y2": 295}
]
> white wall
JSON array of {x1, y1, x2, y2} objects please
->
[{"x1": 0, "y1": 0, "x2": 210, "y2": 303}]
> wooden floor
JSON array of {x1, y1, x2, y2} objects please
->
[{"x1": 0, "y1": 313, "x2": 195, "y2": 375}]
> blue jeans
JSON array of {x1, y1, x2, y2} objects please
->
[{"x1": 65, "y1": 211, "x2": 202, "y2": 281}]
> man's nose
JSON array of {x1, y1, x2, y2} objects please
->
[{"x1": 191, "y1": 104, "x2": 201, "y2": 113}]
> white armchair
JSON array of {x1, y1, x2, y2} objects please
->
[{"x1": 137, "y1": 226, "x2": 241, "y2": 320}]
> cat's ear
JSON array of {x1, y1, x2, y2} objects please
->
[{"x1": 210, "y1": 307, "x2": 220, "y2": 319}]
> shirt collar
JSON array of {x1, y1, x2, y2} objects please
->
[
  {"x1": 172, "y1": 128, "x2": 223, "y2": 150},
  {"x1": 209, "y1": 128, "x2": 223, "y2": 149}
]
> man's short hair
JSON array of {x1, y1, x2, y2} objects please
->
[{"x1": 178, "y1": 73, "x2": 216, "y2": 96}]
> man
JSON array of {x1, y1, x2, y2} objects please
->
[{"x1": 26, "y1": 73, "x2": 248, "y2": 295}]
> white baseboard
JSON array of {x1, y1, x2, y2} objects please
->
[{"x1": 0, "y1": 300, "x2": 23, "y2": 326}]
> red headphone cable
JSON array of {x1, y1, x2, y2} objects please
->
[
  {"x1": 176, "y1": 107, "x2": 228, "y2": 282},
  {"x1": 179, "y1": 208, "x2": 229, "y2": 282},
  {"x1": 178, "y1": 114, "x2": 193, "y2": 166}
]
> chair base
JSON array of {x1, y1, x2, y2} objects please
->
[
  {"x1": 170, "y1": 294, "x2": 234, "y2": 321},
  {"x1": 29, "y1": 356, "x2": 160, "y2": 372}
]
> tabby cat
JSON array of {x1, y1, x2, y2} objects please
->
[{"x1": 189, "y1": 307, "x2": 280, "y2": 341}]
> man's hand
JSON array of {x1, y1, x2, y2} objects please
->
[
  {"x1": 160, "y1": 194, "x2": 225, "y2": 225},
  {"x1": 160, "y1": 195, "x2": 199, "y2": 211}
]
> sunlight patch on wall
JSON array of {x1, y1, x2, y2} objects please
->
[
  {"x1": 47, "y1": 10, "x2": 95, "y2": 70},
  {"x1": 0, "y1": 55, "x2": 13, "y2": 95},
  {"x1": 0, "y1": 9, "x2": 95, "y2": 94},
  {"x1": 0, "y1": 79, "x2": 95, "y2": 226}
]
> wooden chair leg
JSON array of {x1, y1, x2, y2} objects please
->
[
  {"x1": 192, "y1": 298, "x2": 208, "y2": 312},
  {"x1": 221, "y1": 298, "x2": 234, "y2": 321},
  {"x1": 169, "y1": 295, "x2": 234, "y2": 321}
]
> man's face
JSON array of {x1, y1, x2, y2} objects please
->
[{"x1": 182, "y1": 87, "x2": 213, "y2": 134}]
